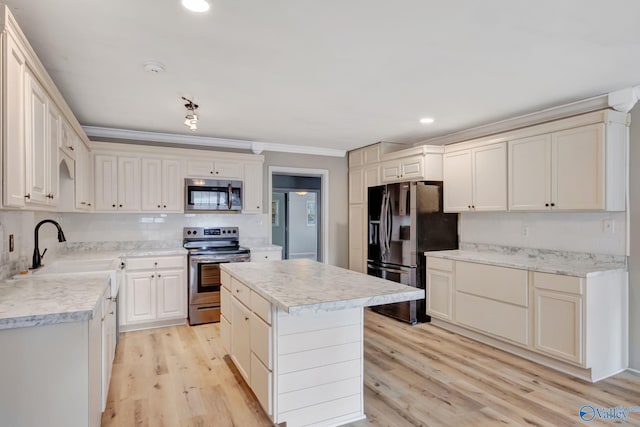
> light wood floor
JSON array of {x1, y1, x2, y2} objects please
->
[{"x1": 103, "y1": 310, "x2": 640, "y2": 427}]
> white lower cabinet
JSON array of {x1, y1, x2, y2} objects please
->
[
  {"x1": 251, "y1": 247, "x2": 282, "y2": 262},
  {"x1": 231, "y1": 297, "x2": 252, "y2": 380},
  {"x1": 426, "y1": 256, "x2": 628, "y2": 382},
  {"x1": 122, "y1": 255, "x2": 187, "y2": 331}
]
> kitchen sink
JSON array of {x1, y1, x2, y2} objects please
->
[{"x1": 33, "y1": 258, "x2": 119, "y2": 275}]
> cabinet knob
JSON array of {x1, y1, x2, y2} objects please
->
[
  {"x1": 210, "y1": 171, "x2": 214, "y2": 174},
  {"x1": 157, "y1": 205, "x2": 161, "y2": 208},
  {"x1": 119, "y1": 204, "x2": 123, "y2": 208},
  {"x1": 69, "y1": 146, "x2": 75, "y2": 151},
  {"x1": 25, "y1": 193, "x2": 31, "y2": 200},
  {"x1": 550, "y1": 203, "x2": 555, "y2": 207},
  {"x1": 545, "y1": 203, "x2": 549, "y2": 207},
  {"x1": 154, "y1": 262, "x2": 158, "y2": 266},
  {"x1": 112, "y1": 204, "x2": 116, "y2": 208},
  {"x1": 244, "y1": 316, "x2": 249, "y2": 321},
  {"x1": 264, "y1": 256, "x2": 268, "y2": 259},
  {"x1": 216, "y1": 171, "x2": 219, "y2": 175},
  {"x1": 163, "y1": 205, "x2": 167, "y2": 208},
  {"x1": 151, "y1": 274, "x2": 155, "y2": 278},
  {"x1": 236, "y1": 289, "x2": 240, "y2": 293},
  {"x1": 88, "y1": 203, "x2": 92, "y2": 207},
  {"x1": 471, "y1": 205, "x2": 475, "y2": 209},
  {"x1": 468, "y1": 205, "x2": 471, "y2": 209},
  {"x1": 158, "y1": 274, "x2": 161, "y2": 278}
]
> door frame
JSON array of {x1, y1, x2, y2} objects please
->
[{"x1": 268, "y1": 166, "x2": 329, "y2": 264}]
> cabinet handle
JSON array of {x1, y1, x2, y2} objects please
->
[
  {"x1": 244, "y1": 316, "x2": 249, "y2": 321},
  {"x1": 25, "y1": 193, "x2": 30, "y2": 199},
  {"x1": 80, "y1": 202, "x2": 86, "y2": 205},
  {"x1": 109, "y1": 311, "x2": 114, "y2": 315},
  {"x1": 236, "y1": 289, "x2": 240, "y2": 293},
  {"x1": 69, "y1": 146, "x2": 74, "y2": 151}
]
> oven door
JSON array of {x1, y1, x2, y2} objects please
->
[{"x1": 188, "y1": 253, "x2": 249, "y2": 305}]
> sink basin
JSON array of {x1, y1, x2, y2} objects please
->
[{"x1": 34, "y1": 258, "x2": 118, "y2": 275}]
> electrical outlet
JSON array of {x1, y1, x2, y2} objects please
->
[
  {"x1": 9, "y1": 234, "x2": 14, "y2": 252},
  {"x1": 603, "y1": 219, "x2": 615, "y2": 233},
  {"x1": 521, "y1": 225, "x2": 529, "y2": 237}
]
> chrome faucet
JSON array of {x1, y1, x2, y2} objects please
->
[{"x1": 32, "y1": 219, "x2": 66, "y2": 269}]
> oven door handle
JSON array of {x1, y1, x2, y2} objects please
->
[{"x1": 190, "y1": 255, "x2": 249, "y2": 263}]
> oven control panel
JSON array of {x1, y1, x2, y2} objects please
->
[{"x1": 183, "y1": 227, "x2": 239, "y2": 238}]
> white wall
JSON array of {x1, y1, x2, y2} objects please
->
[
  {"x1": 460, "y1": 211, "x2": 627, "y2": 255},
  {"x1": 263, "y1": 152, "x2": 348, "y2": 268},
  {"x1": 627, "y1": 104, "x2": 640, "y2": 371}
]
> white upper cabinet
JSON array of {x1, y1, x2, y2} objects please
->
[
  {"x1": 75, "y1": 142, "x2": 93, "y2": 210},
  {"x1": 60, "y1": 118, "x2": 77, "y2": 160},
  {"x1": 141, "y1": 158, "x2": 182, "y2": 212},
  {"x1": 94, "y1": 154, "x2": 140, "y2": 211},
  {"x1": 444, "y1": 142, "x2": 507, "y2": 212},
  {"x1": 242, "y1": 162, "x2": 263, "y2": 214},
  {"x1": 3, "y1": 32, "x2": 27, "y2": 208},
  {"x1": 187, "y1": 159, "x2": 242, "y2": 178},
  {"x1": 509, "y1": 123, "x2": 618, "y2": 211},
  {"x1": 24, "y1": 69, "x2": 49, "y2": 205},
  {"x1": 381, "y1": 155, "x2": 424, "y2": 183}
]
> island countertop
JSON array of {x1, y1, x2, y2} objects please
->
[{"x1": 220, "y1": 258, "x2": 424, "y2": 314}]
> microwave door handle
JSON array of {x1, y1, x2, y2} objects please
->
[{"x1": 228, "y1": 184, "x2": 232, "y2": 210}]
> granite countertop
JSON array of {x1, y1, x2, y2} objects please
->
[
  {"x1": 424, "y1": 249, "x2": 627, "y2": 277},
  {"x1": 0, "y1": 273, "x2": 111, "y2": 330},
  {"x1": 221, "y1": 258, "x2": 424, "y2": 314}
]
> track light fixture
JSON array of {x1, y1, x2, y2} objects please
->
[{"x1": 182, "y1": 97, "x2": 199, "y2": 131}]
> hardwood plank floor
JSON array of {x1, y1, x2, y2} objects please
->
[{"x1": 103, "y1": 311, "x2": 640, "y2": 426}]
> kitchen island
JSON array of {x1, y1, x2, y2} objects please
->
[{"x1": 220, "y1": 259, "x2": 424, "y2": 427}]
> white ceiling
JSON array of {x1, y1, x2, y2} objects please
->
[{"x1": 5, "y1": 0, "x2": 640, "y2": 152}]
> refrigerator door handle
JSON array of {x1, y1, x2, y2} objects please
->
[{"x1": 367, "y1": 264, "x2": 410, "y2": 275}]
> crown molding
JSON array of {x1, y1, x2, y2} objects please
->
[{"x1": 82, "y1": 126, "x2": 346, "y2": 158}]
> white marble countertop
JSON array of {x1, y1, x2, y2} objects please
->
[
  {"x1": 0, "y1": 273, "x2": 111, "y2": 330},
  {"x1": 57, "y1": 247, "x2": 187, "y2": 260},
  {"x1": 247, "y1": 245, "x2": 282, "y2": 252},
  {"x1": 424, "y1": 249, "x2": 627, "y2": 277},
  {"x1": 221, "y1": 259, "x2": 424, "y2": 314}
]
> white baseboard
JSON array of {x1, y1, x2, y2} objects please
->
[{"x1": 627, "y1": 367, "x2": 640, "y2": 376}]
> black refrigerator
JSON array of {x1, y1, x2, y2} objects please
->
[{"x1": 367, "y1": 181, "x2": 458, "y2": 324}]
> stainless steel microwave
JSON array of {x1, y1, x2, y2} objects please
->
[{"x1": 185, "y1": 178, "x2": 243, "y2": 212}]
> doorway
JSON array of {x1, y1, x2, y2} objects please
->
[{"x1": 270, "y1": 170, "x2": 327, "y2": 262}]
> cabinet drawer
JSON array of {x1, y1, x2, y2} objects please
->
[
  {"x1": 250, "y1": 353, "x2": 272, "y2": 416},
  {"x1": 125, "y1": 256, "x2": 184, "y2": 271},
  {"x1": 231, "y1": 277, "x2": 251, "y2": 307},
  {"x1": 426, "y1": 257, "x2": 453, "y2": 272},
  {"x1": 251, "y1": 250, "x2": 282, "y2": 262},
  {"x1": 533, "y1": 272, "x2": 583, "y2": 295},
  {"x1": 221, "y1": 270, "x2": 231, "y2": 290},
  {"x1": 251, "y1": 313, "x2": 273, "y2": 369},
  {"x1": 251, "y1": 291, "x2": 272, "y2": 325},
  {"x1": 221, "y1": 286, "x2": 231, "y2": 318},
  {"x1": 220, "y1": 314, "x2": 231, "y2": 355},
  {"x1": 456, "y1": 261, "x2": 528, "y2": 307},
  {"x1": 455, "y1": 292, "x2": 528, "y2": 345}
]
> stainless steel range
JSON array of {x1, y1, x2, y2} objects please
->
[{"x1": 184, "y1": 227, "x2": 250, "y2": 325}]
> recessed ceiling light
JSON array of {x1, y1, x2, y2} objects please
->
[
  {"x1": 143, "y1": 61, "x2": 165, "y2": 74},
  {"x1": 420, "y1": 117, "x2": 435, "y2": 124},
  {"x1": 182, "y1": 0, "x2": 210, "y2": 13}
]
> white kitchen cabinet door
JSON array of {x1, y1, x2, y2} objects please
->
[
  {"x1": 380, "y1": 161, "x2": 402, "y2": 183},
  {"x1": 364, "y1": 165, "x2": 379, "y2": 189},
  {"x1": 231, "y1": 297, "x2": 252, "y2": 382},
  {"x1": 60, "y1": 118, "x2": 77, "y2": 159},
  {"x1": 443, "y1": 150, "x2": 472, "y2": 212},
  {"x1": 348, "y1": 204, "x2": 365, "y2": 273},
  {"x1": 400, "y1": 155, "x2": 424, "y2": 180},
  {"x1": 125, "y1": 272, "x2": 157, "y2": 323},
  {"x1": 3, "y1": 33, "x2": 27, "y2": 207},
  {"x1": 141, "y1": 158, "x2": 162, "y2": 210},
  {"x1": 117, "y1": 156, "x2": 141, "y2": 210},
  {"x1": 94, "y1": 154, "x2": 118, "y2": 210},
  {"x1": 508, "y1": 134, "x2": 552, "y2": 210},
  {"x1": 426, "y1": 269, "x2": 453, "y2": 321},
  {"x1": 161, "y1": 159, "x2": 183, "y2": 211},
  {"x1": 552, "y1": 124, "x2": 605, "y2": 210},
  {"x1": 215, "y1": 160, "x2": 243, "y2": 179},
  {"x1": 47, "y1": 104, "x2": 61, "y2": 206},
  {"x1": 534, "y1": 289, "x2": 583, "y2": 364},
  {"x1": 24, "y1": 70, "x2": 49, "y2": 205},
  {"x1": 349, "y1": 167, "x2": 364, "y2": 204},
  {"x1": 186, "y1": 159, "x2": 214, "y2": 177},
  {"x1": 243, "y1": 162, "x2": 263, "y2": 213},
  {"x1": 472, "y1": 142, "x2": 506, "y2": 211},
  {"x1": 156, "y1": 269, "x2": 186, "y2": 320},
  {"x1": 75, "y1": 142, "x2": 94, "y2": 210}
]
